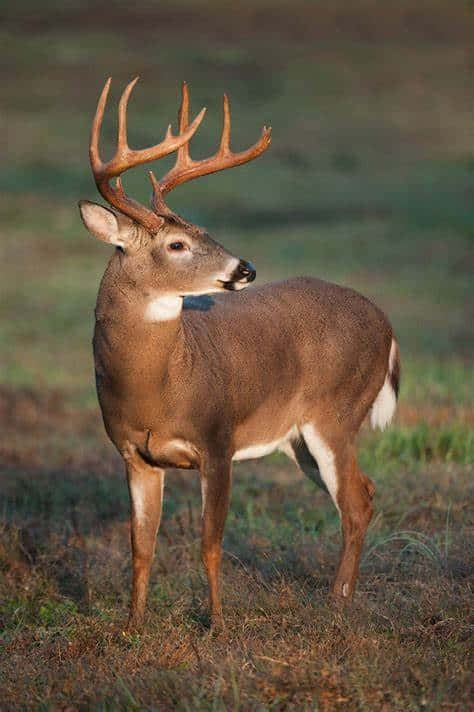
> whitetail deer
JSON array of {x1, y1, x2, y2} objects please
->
[{"x1": 79, "y1": 78, "x2": 400, "y2": 630}]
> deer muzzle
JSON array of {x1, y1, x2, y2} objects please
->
[{"x1": 220, "y1": 259, "x2": 256, "y2": 291}]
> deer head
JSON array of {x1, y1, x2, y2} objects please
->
[{"x1": 79, "y1": 78, "x2": 271, "y2": 304}]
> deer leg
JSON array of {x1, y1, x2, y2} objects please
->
[
  {"x1": 287, "y1": 436, "x2": 327, "y2": 492},
  {"x1": 332, "y1": 460, "x2": 375, "y2": 600},
  {"x1": 200, "y1": 457, "x2": 232, "y2": 628},
  {"x1": 124, "y1": 448, "x2": 165, "y2": 630},
  {"x1": 300, "y1": 425, "x2": 375, "y2": 601}
]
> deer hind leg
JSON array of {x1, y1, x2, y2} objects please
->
[
  {"x1": 300, "y1": 424, "x2": 375, "y2": 601},
  {"x1": 124, "y1": 446, "x2": 165, "y2": 630},
  {"x1": 200, "y1": 456, "x2": 232, "y2": 629},
  {"x1": 286, "y1": 436, "x2": 328, "y2": 492}
]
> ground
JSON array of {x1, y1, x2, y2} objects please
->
[{"x1": 1, "y1": 1, "x2": 473, "y2": 709}]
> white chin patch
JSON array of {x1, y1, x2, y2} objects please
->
[
  {"x1": 145, "y1": 295, "x2": 182, "y2": 322},
  {"x1": 231, "y1": 281, "x2": 247, "y2": 291}
]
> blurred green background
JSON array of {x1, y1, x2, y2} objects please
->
[
  {"x1": 1, "y1": 4, "x2": 473, "y2": 707},
  {"x1": 1, "y1": 0, "x2": 473, "y2": 405}
]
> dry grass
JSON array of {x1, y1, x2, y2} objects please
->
[{"x1": 1, "y1": 387, "x2": 472, "y2": 710}]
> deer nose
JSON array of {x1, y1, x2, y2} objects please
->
[{"x1": 237, "y1": 259, "x2": 256, "y2": 282}]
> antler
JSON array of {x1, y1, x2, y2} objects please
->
[
  {"x1": 150, "y1": 82, "x2": 272, "y2": 214},
  {"x1": 89, "y1": 77, "x2": 206, "y2": 232}
]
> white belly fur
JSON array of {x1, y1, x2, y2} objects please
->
[{"x1": 232, "y1": 426, "x2": 299, "y2": 462}]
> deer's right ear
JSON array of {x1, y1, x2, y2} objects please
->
[{"x1": 78, "y1": 200, "x2": 136, "y2": 248}]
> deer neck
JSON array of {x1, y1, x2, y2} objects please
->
[{"x1": 94, "y1": 253, "x2": 186, "y2": 381}]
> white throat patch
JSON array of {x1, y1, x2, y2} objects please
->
[{"x1": 145, "y1": 295, "x2": 182, "y2": 322}]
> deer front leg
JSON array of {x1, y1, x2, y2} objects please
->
[
  {"x1": 124, "y1": 447, "x2": 165, "y2": 630},
  {"x1": 200, "y1": 456, "x2": 232, "y2": 629}
]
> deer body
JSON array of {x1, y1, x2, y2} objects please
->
[
  {"x1": 95, "y1": 269, "x2": 391, "y2": 466},
  {"x1": 80, "y1": 78, "x2": 400, "y2": 629}
]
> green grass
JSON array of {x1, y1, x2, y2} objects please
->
[
  {"x1": 359, "y1": 422, "x2": 474, "y2": 470},
  {"x1": 1, "y1": 0, "x2": 473, "y2": 709}
]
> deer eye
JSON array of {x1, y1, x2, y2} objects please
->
[{"x1": 168, "y1": 241, "x2": 185, "y2": 251}]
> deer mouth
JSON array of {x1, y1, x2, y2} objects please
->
[{"x1": 218, "y1": 279, "x2": 250, "y2": 292}]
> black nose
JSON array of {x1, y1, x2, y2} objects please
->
[{"x1": 237, "y1": 259, "x2": 256, "y2": 282}]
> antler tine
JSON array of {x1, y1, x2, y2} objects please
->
[
  {"x1": 116, "y1": 76, "x2": 140, "y2": 161},
  {"x1": 89, "y1": 77, "x2": 206, "y2": 232},
  {"x1": 149, "y1": 82, "x2": 196, "y2": 215},
  {"x1": 219, "y1": 93, "x2": 231, "y2": 156},
  {"x1": 176, "y1": 82, "x2": 193, "y2": 167},
  {"x1": 90, "y1": 76, "x2": 112, "y2": 175},
  {"x1": 157, "y1": 87, "x2": 272, "y2": 197},
  {"x1": 149, "y1": 169, "x2": 175, "y2": 217}
]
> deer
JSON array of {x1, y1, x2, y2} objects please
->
[{"x1": 78, "y1": 77, "x2": 400, "y2": 631}]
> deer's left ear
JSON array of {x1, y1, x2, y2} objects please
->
[{"x1": 78, "y1": 200, "x2": 139, "y2": 248}]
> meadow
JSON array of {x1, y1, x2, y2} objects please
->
[{"x1": 1, "y1": 1, "x2": 473, "y2": 708}]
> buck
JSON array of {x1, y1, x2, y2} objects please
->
[{"x1": 79, "y1": 78, "x2": 400, "y2": 630}]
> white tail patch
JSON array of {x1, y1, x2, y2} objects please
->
[{"x1": 370, "y1": 339, "x2": 398, "y2": 430}]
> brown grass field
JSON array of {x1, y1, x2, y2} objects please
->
[{"x1": 1, "y1": 1, "x2": 473, "y2": 709}]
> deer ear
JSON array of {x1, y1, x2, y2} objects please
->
[{"x1": 78, "y1": 200, "x2": 137, "y2": 248}]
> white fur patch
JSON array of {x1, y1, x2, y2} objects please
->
[
  {"x1": 233, "y1": 441, "x2": 281, "y2": 461},
  {"x1": 388, "y1": 337, "x2": 397, "y2": 373},
  {"x1": 200, "y1": 476, "x2": 207, "y2": 517},
  {"x1": 159, "y1": 471, "x2": 165, "y2": 503},
  {"x1": 129, "y1": 471, "x2": 164, "y2": 527},
  {"x1": 233, "y1": 426, "x2": 299, "y2": 462},
  {"x1": 370, "y1": 378, "x2": 397, "y2": 430},
  {"x1": 222, "y1": 258, "x2": 241, "y2": 281},
  {"x1": 129, "y1": 478, "x2": 147, "y2": 526},
  {"x1": 370, "y1": 339, "x2": 398, "y2": 430},
  {"x1": 300, "y1": 424, "x2": 339, "y2": 512},
  {"x1": 230, "y1": 281, "x2": 247, "y2": 291},
  {"x1": 145, "y1": 295, "x2": 182, "y2": 322}
]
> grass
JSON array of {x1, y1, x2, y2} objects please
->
[
  {"x1": 1, "y1": 0, "x2": 473, "y2": 709},
  {"x1": 1, "y1": 412, "x2": 472, "y2": 708}
]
